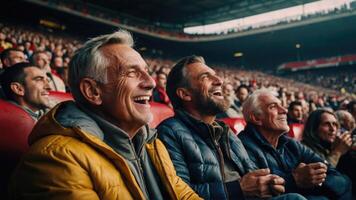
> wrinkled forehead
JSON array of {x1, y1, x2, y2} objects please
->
[
  {"x1": 101, "y1": 44, "x2": 146, "y2": 73},
  {"x1": 260, "y1": 93, "x2": 281, "y2": 106}
]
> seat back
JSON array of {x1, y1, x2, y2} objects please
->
[
  {"x1": 219, "y1": 117, "x2": 246, "y2": 135},
  {"x1": 287, "y1": 123, "x2": 304, "y2": 141},
  {"x1": 0, "y1": 99, "x2": 36, "y2": 193},
  {"x1": 48, "y1": 91, "x2": 74, "y2": 104},
  {"x1": 149, "y1": 102, "x2": 174, "y2": 128}
]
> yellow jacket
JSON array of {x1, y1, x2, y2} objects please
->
[{"x1": 9, "y1": 102, "x2": 201, "y2": 200}]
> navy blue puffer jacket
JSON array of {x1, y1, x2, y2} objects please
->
[{"x1": 157, "y1": 110, "x2": 256, "y2": 200}]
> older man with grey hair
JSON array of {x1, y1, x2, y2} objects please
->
[
  {"x1": 238, "y1": 89, "x2": 352, "y2": 200},
  {"x1": 9, "y1": 30, "x2": 201, "y2": 200}
]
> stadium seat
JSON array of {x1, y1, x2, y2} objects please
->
[
  {"x1": 149, "y1": 101, "x2": 174, "y2": 128},
  {"x1": 48, "y1": 91, "x2": 74, "y2": 103},
  {"x1": 219, "y1": 117, "x2": 246, "y2": 135},
  {"x1": 0, "y1": 99, "x2": 36, "y2": 192},
  {"x1": 287, "y1": 123, "x2": 304, "y2": 141}
]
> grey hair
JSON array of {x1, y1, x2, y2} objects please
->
[
  {"x1": 242, "y1": 88, "x2": 278, "y2": 122},
  {"x1": 335, "y1": 110, "x2": 353, "y2": 128},
  {"x1": 68, "y1": 30, "x2": 134, "y2": 103}
]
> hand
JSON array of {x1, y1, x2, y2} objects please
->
[
  {"x1": 240, "y1": 168, "x2": 285, "y2": 198},
  {"x1": 292, "y1": 162, "x2": 327, "y2": 188},
  {"x1": 332, "y1": 132, "x2": 352, "y2": 155}
]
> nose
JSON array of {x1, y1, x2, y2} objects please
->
[
  {"x1": 278, "y1": 105, "x2": 288, "y2": 114},
  {"x1": 44, "y1": 78, "x2": 51, "y2": 91},
  {"x1": 140, "y1": 71, "x2": 156, "y2": 90},
  {"x1": 212, "y1": 74, "x2": 223, "y2": 86}
]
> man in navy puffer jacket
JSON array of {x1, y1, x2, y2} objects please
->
[
  {"x1": 158, "y1": 55, "x2": 306, "y2": 200},
  {"x1": 238, "y1": 89, "x2": 352, "y2": 200}
]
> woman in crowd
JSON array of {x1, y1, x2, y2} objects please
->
[{"x1": 302, "y1": 109, "x2": 352, "y2": 167}]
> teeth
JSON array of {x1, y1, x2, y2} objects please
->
[{"x1": 134, "y1": 96, "x2": 150, "y2": 101}]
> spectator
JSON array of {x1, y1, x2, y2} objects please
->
[
  {"x1": 152, "y1": 70, "x2": 170, "y2": 106},
  {"x1": 0, "y1": 62, "x2": 50, "y2": 121},
  {"x1": 9, "y1": 30, "x2": 200, "y2": 199},
  {"x1": 302, "y1": 109, "x2": 353, "y2": 167},
  {"x1": 287, "y1": 101, "x2": 304, "y2": 124},
  {"x1": 31, "y1": 51, "x2": 66, "y2": 92},
  {"x1": 335, "y1": 110, "x2": 356, "y2": 133},
  {"x1": 158, "y1": 55, "x2": 305, "y2": 200},
  {"x1": 0, "y1": 48, "x2": 27, "y2": 69},
  {"x1": 239, "y1": 89, "x2": 352, "y2": 199},
  {"x1": 217, "y1": 81, "x2": 241, "y2": 118},
  {"x1": 234, "y1": 84, "x2": 249, "y2": 114}
]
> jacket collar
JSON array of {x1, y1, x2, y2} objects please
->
[
  {"x1": 175, "y1": 109, "x2": 231, "y2": 154},
  {"x1": 244, "y1": 123, "x2": 290, "y2": 150},
  {"x1": 29, "y1": 101, "x2": 157, "y2": 160}
]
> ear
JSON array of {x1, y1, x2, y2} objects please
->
[
  {"x1": 250, "y1": 113, "x2": 263, "y2": 126},
  {"x1": 176, "y1": 88, "x2": 192, "y2": 102},
  {"x1": 79, "y1": 78, "x2": 102, "y2": 105},
  {"x1": 10, "y1": 82, "x2": 25, "y2": 96}
]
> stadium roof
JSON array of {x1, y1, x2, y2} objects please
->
[{"x1": 85, "y1": 0, "x2": 319, "y2": 25}]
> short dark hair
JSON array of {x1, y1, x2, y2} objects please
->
[
  {"x1": 288, "y1": 101, "x2": 302, "y2": 112},
  {"x1": 166, "y1": 55, "x2": 205, "y2": 110},
  {"x1": 236, "y1": 84, "x2": 249, "y2": 93},
  {"x1": 0, "y1": 62, "x2": 34, "y2": 101},
  {"x1": 0, "y1": 48, "x2": 19, "y2": 65}
]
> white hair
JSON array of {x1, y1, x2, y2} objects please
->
[
  {"x1": 68, "y1": 30, "x2": 134, "y2": 103},
  {"x1": 242, "y1": 88, "x2": 278, "y2": 122}
]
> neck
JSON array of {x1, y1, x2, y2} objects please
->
[
  {"x1": 256, "y1": 127, "x2": 281, "y2": 148},
  {"x1": 90, "y1": 105, "x2": 141, "y2": 139},
  {"x1": 186, "y1": 108, "x2": 216, "y2": 124},
  {"x1": 17, "y1": 98, "x2": 40, "y2": 112}
]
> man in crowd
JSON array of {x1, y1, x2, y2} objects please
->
[
  {"x1": 31, "y1": 51, "x2": 66, "y2": 92},
  {"x1": 0, "y1": 48, "x2": 27, "y2": 70},
  {"x1": 157, "y1": 55, "x2": 305, "y2": 200},
  {"x1": 152, "y1": 70, "x2": 170, "y2": 106},
  {"x1": 9, "y1": 30, "x2": 201, "y2": 199},
  {"x1": 287, "y1": 101, "x2": 304, "y2": 124},
  {"x1": 238, "y1": 89, "x2": 352, "y2": 199},
  {"x1": 0, "y1": 62, "x2": 51, "y2": 121}
]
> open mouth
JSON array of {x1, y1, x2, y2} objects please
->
[{"x1": 133, "y1": 96, "x2": 150, "y2": 105}]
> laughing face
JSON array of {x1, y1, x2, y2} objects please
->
[
  {"x1": 186, "y1": 62, "x2": 229, "y2": 115},
  {"x1": 99, "y1": 44, "x2": 155, "y2": 135},
  {"x1": 318, "y1": 113, "x2": 339, "y2": 143},
  {"x1": 258, "y1": 94, "x2": 290, "y2": 135}
]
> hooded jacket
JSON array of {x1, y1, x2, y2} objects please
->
[{"x1": 9, "y1": 101, "x2": 201, "y2": 200}]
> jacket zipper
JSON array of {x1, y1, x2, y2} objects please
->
[{"x1": 130, "y1": 140, "x2": 150, "y2": 199}]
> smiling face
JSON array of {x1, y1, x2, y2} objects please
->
[
  {"x1": 99, "y1": 44, "x2": 155, "y2": 135},
  {"x1": 318, "y1": 113, "x2": 339, "y2": 143},
  {"x1": 257, "y1": 94, "x2": 290, "y2": 135},
  {"x1": 22, "y1": 67, "x2": 51, "y2": 111},
  {"x1": 185, "y1": 62, "x2": 228, "y2": 116}
]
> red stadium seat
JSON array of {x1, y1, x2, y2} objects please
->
[
  {"x1": 287, "y1": 123, "x2": 304, "y2": 141},
  {"x1": 48, "y1": 91, "x2": 74, "y2": 103},
  {"x1": 149, "y1": 102, "x2": 174, "y2": 128},
  {"x1": 0, "y1": 99, "x2": 36, "y2": 192},
  {"x1": 219, "y1": 117, "x2": 246, "y2": 135}
]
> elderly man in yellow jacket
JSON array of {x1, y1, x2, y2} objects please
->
[{"x1": 9, "y1": 30, "x2": 201, "y2": 200}]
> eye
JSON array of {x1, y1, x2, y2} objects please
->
[{"x1": 126, "y1": 69, "x2": 139, "y2": 78}]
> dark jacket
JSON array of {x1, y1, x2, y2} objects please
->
[
  {"x1": 239, "y1": 123, "x2": 352, "y2": 199},
  {"x1": 157, "y1": 110, "x2": 256, "y2": 200}
]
